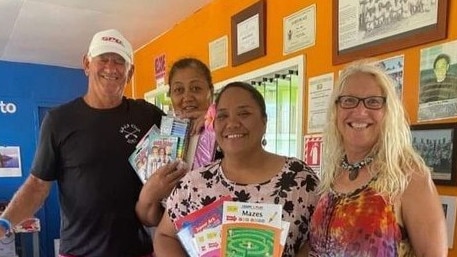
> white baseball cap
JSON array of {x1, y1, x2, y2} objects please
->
[{"x1": 87, "y1": 29, "x2": 133, "y2": 64}]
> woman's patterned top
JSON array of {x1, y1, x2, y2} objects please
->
[
  {"x1": 309, "y1": 175, "x2": 415, "y2": 257},
  {"x1": 166, "y1": 157, "x2": 320, "y2": 257}
]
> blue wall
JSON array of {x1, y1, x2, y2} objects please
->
[{"x1": 0, "y1": 60, "x2": 87, "y2": 256}]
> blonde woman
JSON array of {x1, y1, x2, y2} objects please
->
[{"x1": 309, "y1": 60, "x2": 447, "y2": 256}]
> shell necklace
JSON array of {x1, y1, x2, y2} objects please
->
[{"x1": 340, "y1": 155, "x2": 373, "y2": 181}]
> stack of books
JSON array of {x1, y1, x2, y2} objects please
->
[
  {"x1": 129, "y1": 112, "x2": 218, "y2": 184},
  {"x1": 174, "y1": 196, "x2": 288, "y2": 257},
  {"x1": 128, "y1": 115, "x2": 190, "y2": 184}
]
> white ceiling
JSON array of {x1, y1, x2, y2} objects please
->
[{"x1": 0, "y1": 0, "x2": 212, "y2": 69}]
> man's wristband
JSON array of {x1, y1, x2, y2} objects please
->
[{"x1": 0, "y1": 218, "x2": 12, "y2": 235}]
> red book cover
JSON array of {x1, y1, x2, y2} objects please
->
[{"x1": 175, "y1": 195, "x2": 232, "y2": 233}]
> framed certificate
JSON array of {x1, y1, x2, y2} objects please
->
[{"x1": 231, "y1": 0, "x2": 266, "y2": 66}]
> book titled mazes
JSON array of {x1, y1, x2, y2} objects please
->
[
  {"x1": 175, "y1": 199, "x2": 287, "y2": 257},
  {"x1": 221, "y1": 201, "x2": 288, "y2": 257}
]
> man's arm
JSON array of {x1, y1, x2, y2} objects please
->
[{"x1": 0, "y1": 174, "x2": 52, "y2": 237}]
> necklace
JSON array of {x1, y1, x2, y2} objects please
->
[{"x1": 340, "y1": 155, "x2": 373, "y2": 181}]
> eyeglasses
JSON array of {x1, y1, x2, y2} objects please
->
[{"x1": 336, "y1": 95, "x2": 386, "y2": 110}]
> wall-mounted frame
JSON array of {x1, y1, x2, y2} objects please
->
[
  {"x1": 231, "y1": 0, "x2": 266, "y2": 67},
  {"x1": 332, "y1": 0, "x2": 448, "y2": 65},
  {"x1": 440, "y1": 195, "x2": 456, "y2": 248},
  {"x1": 410, "y1": 123, "x2": 457, "y2": 185}
]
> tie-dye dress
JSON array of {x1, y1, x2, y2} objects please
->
[{"x1": 309, "y1": 176, "x2": 415, "y2": 257}]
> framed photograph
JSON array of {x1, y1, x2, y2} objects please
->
[
  {"x1": 231, "y1": 0, "x2": 266, "y2": 66},
  {"x1": 0, "y1": 146, "x2": 22, "y2": 177},
  {"x1": 440, "y1": 195, "x2": 457, "y2": 248},
  {"x1": 410, "y1": 123, "x2": 457, "y2": 185},
  {"x1": 332, "y1": 0, "x2": 448, "y2": 65},
  {"x1": 417, "y1": 40, "x2": 457, "y2": 122}
]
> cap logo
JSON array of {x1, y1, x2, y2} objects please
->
[{"x1": 101, "y1": 36, "x2": 124, "y2": 47}]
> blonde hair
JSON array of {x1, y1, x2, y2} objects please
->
[{"x1": 319, "y1": 60, "x2": 429, "y2": 201}]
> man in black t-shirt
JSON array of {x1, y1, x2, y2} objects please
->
[{"x1": 0, "y1": 29, "x2": 187, "y2": 257}]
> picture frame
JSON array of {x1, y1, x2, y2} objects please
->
[
  {"x1": 0, "y1": 146, "x2": 22, "y2": 177},
  {"x1": 410, "y1": 123, "x2": 457, "y2": 185},
  {"x1": 332, "y1": 0, "x2": 449, "y2": 65},
  {"x1": 231, "y1": 0, "x2": 266, "y2": 66},
  {"x1": 440, "y1": 195, "x2": 457, "y2": 248}
]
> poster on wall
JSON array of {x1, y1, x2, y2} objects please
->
[
  {"x1": 303, "y1": 134, "x2": 323, "y2": 177},
  {"x1": 154, "y1": 54, "x2": 167, "y2": 88},
  {"x1": 418, "y1": 40, "x2": 457, "y2": 122},
  {"x1": 0, "y1": 146, "x2": 22, "y2": 177},
  {"x1": 373, "y1": 55, "x2": 405, "y2": 99},
  {"x1": 283, "y1": 4, "x2": 316, "y2": 55},
  {"x1": 307, "y1": 72, "x2": 334, "y2": 134}
]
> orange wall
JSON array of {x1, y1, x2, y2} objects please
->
[{"x1": 132, "y1": 0, "x2": 457, "y2": 253}]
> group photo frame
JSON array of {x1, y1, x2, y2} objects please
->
[
  {"x1": 332, "y1": 0, "x2": 449, "y2": 64},
  {"x1": 410, "y1": 123, "x2": 457, "y2": 186}
]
